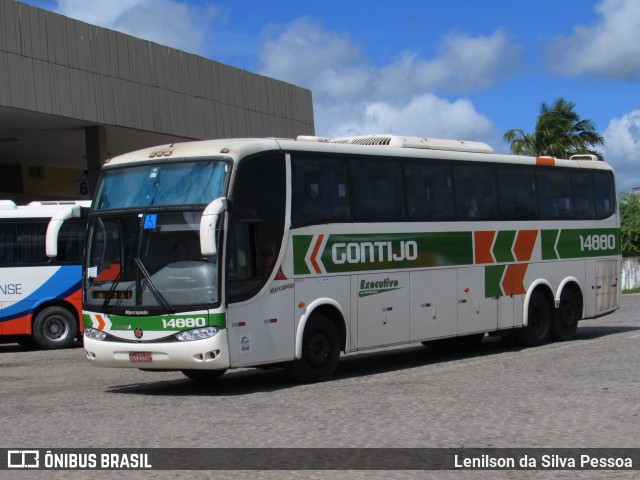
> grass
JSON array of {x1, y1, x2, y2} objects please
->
[{"x1": 623, "y1": 287, "x2": 640, "y2": 294}]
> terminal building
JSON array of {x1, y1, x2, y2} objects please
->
[{"x1": 0, "y1": 1, "x2": 315, "y2": 201}]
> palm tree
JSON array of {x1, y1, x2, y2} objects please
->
[{"x1": 503, "y1": 98, "x2": 604, "y2": 159}]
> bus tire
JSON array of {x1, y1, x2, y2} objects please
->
[
  {"x1": 32, "y1": 306, "x2": 78, "y2": 350},
  {"x1": 181, "y1": 369, "x2": 226, "y2": 382},
  {"x1": 516, "y1": 291, "x2": 551, "y2": 347},
  {"x1": 551, "y1": 289, "x2": 580, "y2": 342},
  {"x1": 286, "y1": 313, "x2": 340, "y2": 383}
]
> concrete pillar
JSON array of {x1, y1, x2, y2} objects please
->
[{"x1": 85, "y1": 125, "x2": 107, "y2": 197}]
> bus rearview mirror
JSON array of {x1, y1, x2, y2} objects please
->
[
  {"x1": 45, "y1": 205, "x2": 82, "y2": 258},
  {"x1": 200, "y1": 197, "x2": 228, "y2": 256}
]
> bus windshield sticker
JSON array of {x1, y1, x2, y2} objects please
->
[{"x1": 144, "y1": 214, "x2": 157, "y2": 230}]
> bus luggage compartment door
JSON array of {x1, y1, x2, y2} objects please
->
[{"x1": 356, "y1": 272, "x2": 409, "y2": 349}]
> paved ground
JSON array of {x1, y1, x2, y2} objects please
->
[{"x1": 1, "y1": 295, "x2": 638, "y2": 479}]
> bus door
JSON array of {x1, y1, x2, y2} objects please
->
[
  {"x1": 457, "y1": 267, "x2": 497, "y2": 335},
  {"x1": 225, "y1": 220, "x2": 295, "y2": 367},
  {"x1": 585, "y1": 258, "x2": 619, "y2": 317},
  {"x1": 224, "y1": 152, "x2": 291, "y2": 367}
]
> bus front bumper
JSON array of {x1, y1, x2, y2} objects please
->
[{"x1": 83, "y1": 329, "x2": 230, "y2": 371}]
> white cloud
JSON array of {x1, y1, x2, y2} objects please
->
[
  {"x1": 54, "y1": 0, "x2": 219, "y2": 56},
  {"x1": 376, "y1": 30, "x2": 521, "y2": 99},
  {"x1": 55, "y1": 0, "x2": 142, "y2": 25},
  {"x1": 260, "y1": 18, "x2": 371, "y2": 99},
  {"x1": 603, "y1": 109, "x2": 640, "y2": 191},
  {"x1": 50, "y1": 4, "x2": 507, "y2": 144},
  {"x1": 547, "y1": 0, "x2": 640, "y2": 79},
  {"x1": 331, "y1": 94, "x2": 495, "y2": 141},
  {"x1": 259, "y1": 18, "x2": 513, "y2": 141},
  {"x1": 261, "y1": 19, "x2": 520, "y2": 100}
]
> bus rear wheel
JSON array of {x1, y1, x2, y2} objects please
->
[
  {"x1": 516, "y1": 291, "x2": 551, "y2": 347},
  {"x1": 551, "y1": 289, "x2": 580, "y2": 341},
  {"x1": 32, "y1": 306, "x2": 78, "y2": 350},
  {"x1": 286, "y1": 313, "x2": 340, "y2": 383}
]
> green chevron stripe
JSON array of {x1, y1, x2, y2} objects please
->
[
  {"x1": 292, "y1": 235, "x2": 314, "y2": 275},
  {"x1": 493, "y1": 231, "x2": 516, "y2": 263},
  {"x1": 542, "y1": 228, "x2": 619, "y2": 260},
  {"x1": 541, "y1": 230, "x2": 560, "y2": 260},
  {"x1": 485, "y1": 265, "x2": 506, "y2": 298}
]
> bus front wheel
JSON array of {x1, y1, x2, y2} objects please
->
[
  {"x1": 516, "y1": 291, "x2": 551, "y2": 347},
  {"x1": 286, "y1": 313, "x2": 340, "y2": 383},
  {"x1": 32, "y1": 306, "x2": 78, "y2": 350}
]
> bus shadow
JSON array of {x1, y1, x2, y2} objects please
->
[
  {"x1": 106, "y1": 367, "x2": 294, "y2": 396},
  {"x1": 103, "y1": 341, "x2": 526, "y2": 397},
  {"x1": 106, "y1": 324, "x2": 639, "y2": 397},
  {"x1": 572, "y1": 324, "x2": 640, "y2": 341},
  {"x1": 0, "y1": 339, "x2": 82, "y2": 353},
  {"x1": 0, "y1": 343, "x2": 36, "y2": 353}
]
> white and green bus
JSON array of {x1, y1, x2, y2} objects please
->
[{"x1": 83, "y1": 135, "x2": 620, "y2": 382}]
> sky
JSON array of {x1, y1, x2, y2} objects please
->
[{"x1": 20, "y1": 0, "x2": 640, "y2": 191}]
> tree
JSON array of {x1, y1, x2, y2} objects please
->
[
  {"x1": 503, "y1": 98, "x2": 604, "y2": 159},
  {"x1": 620, "y1": 193, "x2": 640, "y2": 257}
]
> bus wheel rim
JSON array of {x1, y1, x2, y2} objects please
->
[
  {"x1": 306, "y1": 332, "x2": 330, "y2": 366},
  {"x1": 43, "y1": 316, "x2": 67, "y2": 341}
]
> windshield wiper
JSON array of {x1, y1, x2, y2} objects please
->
[
  {"x1": 134, "y1": 258, "x2": 175, "y2": 314},
  {"x1": 101, "y1": 254, "x2": 134, "y2": 311}
]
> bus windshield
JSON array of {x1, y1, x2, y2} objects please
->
[
  {"x1": 85, "y1": 211, "x2": 219, "y2": 310},
  {"x1": 94, "y1": 160, "x2": 229, "y2": 210}
]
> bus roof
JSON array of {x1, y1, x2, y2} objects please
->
[
  {"x1": 102, "y1": 135, "x2": 614, "y2": 172},
  {"x1": 0, "y1": 200, "x2": 90, "y2": 219}
]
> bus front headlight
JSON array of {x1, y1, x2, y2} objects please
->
[
  {"x1": 176, "y1": 326, "x2": 219, "y2": 342},
  {"x1": 84, "y1": 327, "x2": 107, "y2": 341}
]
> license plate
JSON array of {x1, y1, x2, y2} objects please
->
[{"x1": 129, "y1": 352, "x2": 152, "y2": 363}]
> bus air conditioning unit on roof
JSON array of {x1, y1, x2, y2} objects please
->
[
  {"x1": 327, "y1": 134, "x2": 494, "y2": 154},
  {"x1": 570, "y1": 154, "x2": 600, "y2": 161}
]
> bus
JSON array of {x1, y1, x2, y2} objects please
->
[
  {"x1": 0, "y1": 200, "x2": 89, "y2": 349},
  {"x1": 82, "y1": 135, "x2": 620, "y2": 382}
]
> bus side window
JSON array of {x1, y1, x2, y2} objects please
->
[
  {"x1": 292, "y1": 156, "x2": 350, "y2": 226},
  {"x1": 404, "y1": 162, "x2": 453, "y2": 220},
  {"x1": 594, "y1": 171, "x2": 616, "y2": 219},
  {"x1": 453, "y1": 166, "x2": 497, "y2": 220},
  {"x1": 350, "y1": 159, "x2": 402, "y2": 220},
  {"x1": 497, "y1": 167, "x2": 537, "y2": 219},
  {"x1": 572, "y1": 171, "x2": 595, "y2": 219},
  {"x1": 57, "y1": 221, "x2": 85, "y2": 263},
  {"x1": 538, "y1": 169, "x2": 572, "y2": 219},
  {"x1": 17, "y1": 223, "x2": 48, "y2": 264},
  {"x1": 0, "y1": 223, "x2": 16, "y2": 264},
  {"x1": 227, "y1": 222, "x2": 259, "y2": 288}
]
